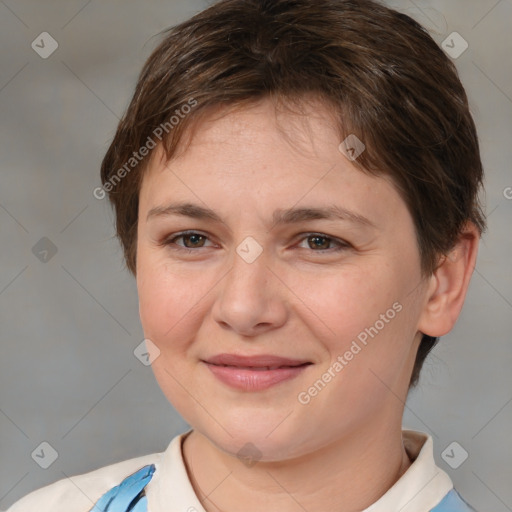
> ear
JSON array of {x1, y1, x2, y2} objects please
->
[{"x1": 417, "y1": 222, "x2": 480, "y2": 337}]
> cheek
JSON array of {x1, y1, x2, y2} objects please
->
[
  {"x1": 137, "y1": 248, "x2": 185, "y2": 341},
  {"x1": 136, "y1": 252, "x2": 216, "y2": 352},
  {"x1": 289, "y1": 264, "x2": 402, "y2": 348},
  {"x1": 138, "y1": 276, "x2": 186, "y2": 342},
  {"x1": 290, "y1": 261, "x2": 420, "y2": 395}
]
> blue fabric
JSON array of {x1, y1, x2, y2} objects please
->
[
  {"x1": 431, "y1": 489, "x2": 476, "y2": 511},
  {"x1": 89, "y1": 464, "x2": 155, "y2": 512}
]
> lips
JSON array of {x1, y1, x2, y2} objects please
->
[
  {"x1": 204, "y1": 353, "x2": 311, "y2": 369},
  {"x1": 202, "y1": 354, "x2": 312, "y2": 391}
]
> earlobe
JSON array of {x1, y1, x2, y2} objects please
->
[{"x1": 417, "y1": 222, "x2": 480, "y2": 338}]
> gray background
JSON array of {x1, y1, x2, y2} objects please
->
[{"x1": 0, "y1": 0, "x2": 511, "y2": 510}]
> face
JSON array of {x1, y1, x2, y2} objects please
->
[{"x1": 136, "y1": 98, "x2": 429, "y2": 461}]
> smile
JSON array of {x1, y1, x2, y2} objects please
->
[{"x1": 202, "y1": 354, "x2": 312, "y2": 391}]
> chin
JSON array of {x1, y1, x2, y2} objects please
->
[{"x1": 192, "y1": 409, "x2": 312, "y2": 462}]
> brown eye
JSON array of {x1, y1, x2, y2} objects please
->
[
  {"x1": 307, "y1": 235, "x2": 332, "y2": 250},
  {"x1": 180, "y1": 233, "x2": 206, "y2": 248},
  {"x1": 297, "y1": 233, "x2": 350, "y2": 253},
  {"x1": 162, "y1": 231, "x2": 214, "y2": 251}
]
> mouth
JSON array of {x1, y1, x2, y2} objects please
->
[
  {"x1": 213, "y1": 365, "x2": 306, "y2": 370},
  {"x1": 202, "y1": 354, "x2": 312, "y2": 391},
  {"x1": 204, "y1": 353, "x2": 311, "y2": 367}
]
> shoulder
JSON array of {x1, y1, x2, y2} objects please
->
[{"x1": 5, "y1": 452, "x2": 162, "y2": 512}]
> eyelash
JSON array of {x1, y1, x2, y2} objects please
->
[{"x1": 161, "y1": 230, "x2": 351, "y2": 254}]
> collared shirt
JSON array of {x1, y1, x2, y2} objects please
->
[{"x1": 6, "y1": 429, "x2": 474, "y2": 512}]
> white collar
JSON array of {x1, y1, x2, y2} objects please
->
[
  {"x1": 144, "y1": 429, "x2": 453, "y2": 512},
  {"x1": 364, "y1": 430, "x2": 453, "y2": 511},
  {"x1": 145, "y1": 429, "x2": 205, "y2": 512}
]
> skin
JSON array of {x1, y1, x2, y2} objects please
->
[{"x1": 135, "y1": 98, "x2": 479, "y2": 511}]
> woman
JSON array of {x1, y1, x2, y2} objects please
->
[{"x1": 8, "y1": 0, "x2": 485, "y2": 510}]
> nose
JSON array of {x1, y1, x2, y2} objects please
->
[{"x1": 211, "y1": 241, "x2": 288, "y2": 337}]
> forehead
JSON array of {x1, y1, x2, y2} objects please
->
[
  {"x1": 138, "y1": 98, "x2": 407, "y2": 230},
  {"x1": 179, "y1": 97, "x2": 342, "y2": 159}
]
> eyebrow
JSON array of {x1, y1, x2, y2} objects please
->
[{"x1": 146, "y1": 201, "x2": 376, "y2": 229}]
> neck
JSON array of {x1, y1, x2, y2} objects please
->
[{"x1": 182, "y1": 421, "x2": 412, "y2": 512}]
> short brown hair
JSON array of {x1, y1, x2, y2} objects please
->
[{"x1": 100, "y1": 0, "x2": 486, "y2": 387}]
